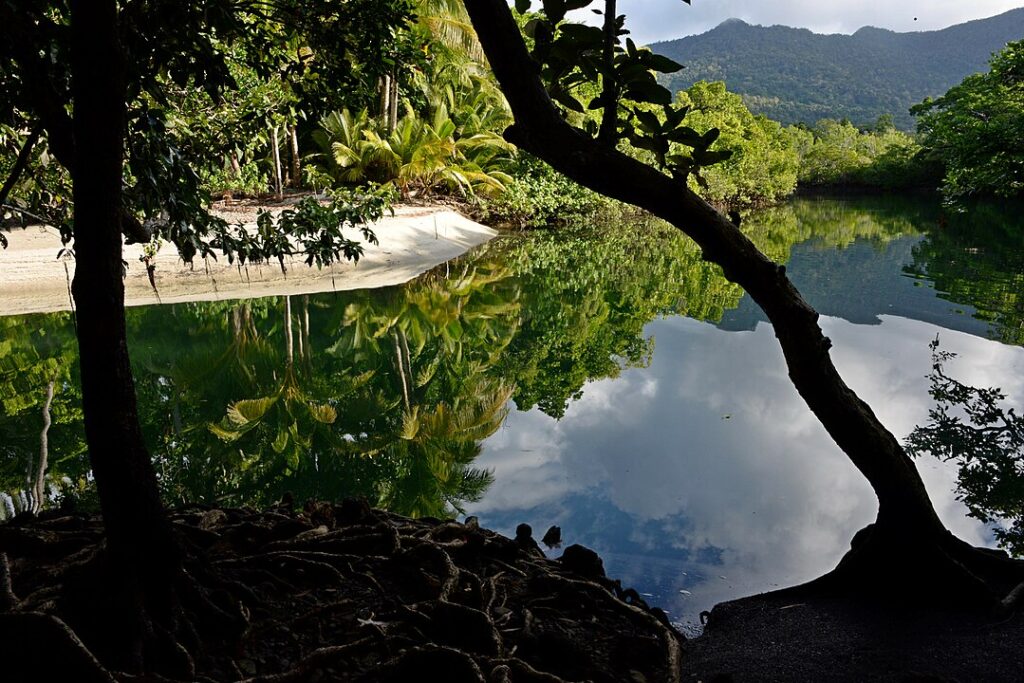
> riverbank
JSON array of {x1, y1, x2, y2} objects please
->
[
  {"x1": 3, "y1": 503, "x2": 1022, "y2": 681},
  {"x1": 0, "y1": 201, "x2": 497, "y2": 317},
  {"x1": 2, "y1": 501, "x2": 683, "y2": 682}
]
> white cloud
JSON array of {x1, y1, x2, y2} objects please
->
[{"x1": 466, "y1": 312, "x2": 1024, "y2": 623}]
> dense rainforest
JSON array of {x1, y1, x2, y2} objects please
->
[{"x1": 2, "y1": 4, "x2": 1022, "y2": 228}]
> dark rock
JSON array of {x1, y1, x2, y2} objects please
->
[
  {"x1": 336, "y1": 497, "x2": 373, "y2": 525},
  {"x1": 515, "y1": 523, "x2": 542, "y2": 555},
  {"x1": 541, "y1": 525, "x2": 561, "y2": 549},
  {"x1": 559, "y1": 544, "x2": 605, "y2": 579}
]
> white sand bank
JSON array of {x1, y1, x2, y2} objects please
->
[{"x1": 0, "y1": 204, "x2": 497, "y2": 317}]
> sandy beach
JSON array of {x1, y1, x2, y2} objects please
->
[{"x1": 0, "y1": 203, "x2": 497, "y2": 317}]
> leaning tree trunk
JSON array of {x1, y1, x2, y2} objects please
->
[
  {"x1": 462, "y1": 0, "x2": 1023, "y2": 602},
  {"x1": 70, "y1": 0, "x2": 178, "y2": 605}
]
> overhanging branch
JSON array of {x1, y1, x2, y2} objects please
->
[
  {"x1": 0, "y1": 124, "x2": 43, "y2": 211},
  {"x1": 462, "y1": 0, "x2": 946, "y2": 530}
]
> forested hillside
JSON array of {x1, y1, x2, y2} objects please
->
[{"x1": 652, "y1": 8, "x2": 1024, "y2": 129}]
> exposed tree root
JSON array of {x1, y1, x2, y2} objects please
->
[
  {"x1": 739, "y1": 521, "x2": 1024, "y2": 620},
  {"x1": 2, "y1": 500, "x2": 684, "y2": 682}
]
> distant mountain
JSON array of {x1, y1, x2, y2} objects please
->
[{"x1": 651, "y1": 9, "x2": 1024, "y2": 129}]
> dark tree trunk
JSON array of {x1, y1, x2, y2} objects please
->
[
  {"x1": 462, "y1": 0, "x2": 1022, "y2": 602},
  {"x1": 597, "y1": 0, "x2": 618, "y2": 147},
  {"x1": 69, "y1": 0, "x2": 178, "y2": 591}
]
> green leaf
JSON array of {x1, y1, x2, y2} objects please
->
[
  {"x1": 632, "y1": 136, "x2": 666, "y2": 154},
  {"x1": 272, "y1": 429, "x2": 290, "y2": 453},
  {"x1": 700, "y1": 127, "x2": 722, "y2": 147},
  {"x1": 559, "y1": 23, "x2": 604, "y2": 48},
  {"x1": 693, "y1": 149, "x2": 734, "y2": 166},
  {"x1": 515, "y1": 0, "x2": 532, "y2": 13},
  {"x1": 308, "y1": 403, "x2": 337, "y2": 424},
  {"x1": 208, "y1": 422, "x2": 243, "y2": 442},
  {"x1": 227, "y1": 396, "x2": 276, "y2": 425},
  {"x1": 550, "y1": 87, "x2": 585, "y2": 113},
  {"x1": 641, "y1": 52, "x2": 684, "y2": 74},
  {"x1": 542, "y1": 0, "x2": 567, "y2": 22},
  {"x1": 634, "y1": 109, "x2": 663, "y2": 134},
  {"x1": 667, "y1": 126, "x2": 703, "y2": 146},
  {"x1": 626, "y1": 80, "x2": 672, "y2": 106}
]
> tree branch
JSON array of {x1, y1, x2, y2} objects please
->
[
  {"x1": 462, "y1": 0, "x2": 946, "y2": 532},
  {"x1": 0, "y1": 124, "x2": 42, "y2": 210}
]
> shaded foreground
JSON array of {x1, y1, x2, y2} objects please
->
[
  {"x1": 1, "y1": 501, "x2": 680, "y2": 682},
  {"x1": 2, "y1": 503, "x2": 1023, "y2": 681}
]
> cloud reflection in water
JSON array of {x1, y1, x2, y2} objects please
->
[{"x1": 466, "y1": 313, "x2": 1024, "y2": 629}]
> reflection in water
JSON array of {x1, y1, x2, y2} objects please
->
[
  {"x1": 1, "y1": 196, "x2": 1023, "y2": 629},
  {"x1": 907, "y1": 202, "x2": 1024, "y2": 346},
  {"x1": 469, "y1": 316, "x2": 1024, "y2": 631},
  {"x1": 127, "y1": 259, "x2": 520, "y2": 517}
]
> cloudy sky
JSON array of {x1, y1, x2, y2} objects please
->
[{"x1": 572, "y1": 0, "x2": 1024, "y2": 45}]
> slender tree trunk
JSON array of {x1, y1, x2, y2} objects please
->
[
  {"x1": 284, "y1": 295, "x2": 294, "y2": 366},
  {"x1": 462, "y1": 0, "x2": 950, "y2": 543},
  {"x1": 271, "y1": 125, "x2": 284, "y2": 199},
  {"x1": 288, "y1": 125, "x2": 301, "y2": 188},
  {"x1": 69, "y1": 0, "x2": 178, "y2": 585},
  {"x1": 302, "y1": 296, "x2": 311, "y2": 364},
  {"x1": 30, "y1": 381, "x2": 55, "y2": 514},
  {"x1": 388, "y1": 69, "x2": 399, "y2": 132},
  {"x1": 394, "y1": 331, "x2": 411, "y2": 413},
  {"x1": 227, "y1": 152, "x2": 242, "y2": 203},
  {"x1": 380, "y1": 74, "x2": 391, "y2": 127}
]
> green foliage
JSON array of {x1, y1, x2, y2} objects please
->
[
  {"x1": 905, "y1": 202, "x2": 1024, "y2": 346},
  {"x1": 0, "y1": 313, "x2": 89, "y2": 518},
  {"x1": 653, "y1": 10, "x2": 1024, "y2": 130},
  {"x1": 0, "y1": 0, "x2": 416, "y2": 261},
  {"x1": 515, "y1": 0, "x2": 731, "y2": 186},
  {"x1": 794, "y1": 118, "x2": 937, "y2": 189},
  {"x1": 493, "y1": 215, "x2": 744, "y2": 417},
  {"x1": 0, "y1": 125, "x2": 73, "y2": 238},
  {"x1": 312, "y1": 106, "x2": 514, "y2": 198},
  {"x1": 211, "y1": 186, "x2": 393, "y2": 271},
  {"x1": 906, "y1": 339, "x2": 1024, "y2": 556},
  {"x1": 473, "y1": 154, "x2": 612, "y2": 227},
  {"x1": 201, "y1": 160, "x2": 268, "y2": 198},
  {"x1": 672, "y1": 81, "x2": 799, "y2": 207},
  {"x1": 913, "y1": 41, "x2": 1024, "y2": 200}
]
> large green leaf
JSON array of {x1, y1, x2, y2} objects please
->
[{"x1": 227, "y1": 396, "x2": 277, "y2": 425}]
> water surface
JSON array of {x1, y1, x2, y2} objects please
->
[{"x1": 2, "y1": 195, "x2": 1022, "y2": 632}]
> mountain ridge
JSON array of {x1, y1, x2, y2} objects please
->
[{"x1": 650, "y1": 8, "x2": 1024, "y2": 129}]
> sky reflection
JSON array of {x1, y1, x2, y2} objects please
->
[{"x1": 465, "y1": 313, "x2": 1024, "y2": 630}]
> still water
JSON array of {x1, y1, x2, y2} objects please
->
[{"x1": 2, "y1": 196, "x2": 1023, "y2": 632}]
